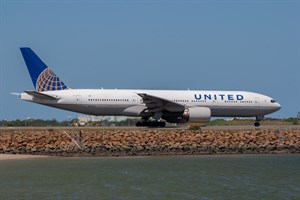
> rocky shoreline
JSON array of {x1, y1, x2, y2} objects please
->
[{"x1": 0, "y1": 127, "x2": 299, "y2": 157}]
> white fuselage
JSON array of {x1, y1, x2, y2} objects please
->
[{"x1": 20, "y1": 89, "x2": 281, "y2": 118}]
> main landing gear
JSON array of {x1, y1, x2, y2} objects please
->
[
  {"x1": 136, "y1": 121, "x2": 166, "y2": 127},
  {"x1": 136, "y1": 113, "x2": 166, "y2": 127}
]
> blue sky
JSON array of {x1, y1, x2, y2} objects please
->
[{"x1": 0, "y1": 0, "x2": 299, "y2": 120}]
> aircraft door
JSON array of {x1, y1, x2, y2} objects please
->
[
  {"x1": 132, "y1": 96, "x2": 138, "y2": 104},
  {"x1": 74, "y1": 95, "x2": 82, "y2": 104}
]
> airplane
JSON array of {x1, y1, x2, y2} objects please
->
[{"x1": 14, "y1": 47, "x2": 281, "y2": 127}]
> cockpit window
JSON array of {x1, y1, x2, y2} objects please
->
[{"x1": 271, "y1": 100, "x2": 276, "y2": 103}]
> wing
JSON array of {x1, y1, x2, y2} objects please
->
[
  {"x1": 137, "y1": 93, "x2": 185, "y2": 112},
  {"x1": 25, "y1": 90, "x2": 60, "y2": 100}
]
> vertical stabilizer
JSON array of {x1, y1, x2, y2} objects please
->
[{"x1": 20, "y1": 48, "x2": 68, "y2": 91}]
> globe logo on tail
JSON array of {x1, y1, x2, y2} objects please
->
[{"x1": 36, "y1": 68, "x2": 68, "y2": 92}]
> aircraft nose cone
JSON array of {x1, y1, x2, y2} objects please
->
[{"x1": 275, "y1": 102, "x2": 281, "y2": 111}]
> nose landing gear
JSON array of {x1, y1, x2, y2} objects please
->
[{"x1": 254, "y1": 115, "x2": 264, "y2": 127}]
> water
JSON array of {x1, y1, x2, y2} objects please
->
[{"x1": 0, "y1": 154, "x2": 299, "y2": 200}]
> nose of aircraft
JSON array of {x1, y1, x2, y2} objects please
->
[{"x1": 274, "y1": 102, "x2": 281, "y2": 111}]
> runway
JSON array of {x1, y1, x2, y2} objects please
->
[{"x1": 0, "y1": 124, "x2": 299, "y2": 131}]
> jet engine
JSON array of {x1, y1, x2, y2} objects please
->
[{"x1": 162, "y1": 107, "x2": 211, "y2": 123}]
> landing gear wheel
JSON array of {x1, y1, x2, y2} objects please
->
[
  {"x1": 254, "y1": 122, "x2": 260, "y2": 127},
  {"x1": 135, "y1": 121, "x2": 166, "y2": 127},
  {"x1": 136, "y1": 121, "x2": 143, "y2": 127},
  {"x1": 159, "y1": 122, "x2": 166, "y2": 127}
]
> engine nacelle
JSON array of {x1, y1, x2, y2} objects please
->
[
  {"x1": 162, "y1": 107, "x2": 211, "y2": 123},
  {"x1": 182, "y1": 107, "x2": 211, "y2": 122}
]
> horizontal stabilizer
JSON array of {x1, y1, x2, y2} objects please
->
[
  {"x1": 24, "y1": 90, "x2": 60, "y2": 100},
  {"x1": 10, "y1": 92, "x2": 21, "y2": 97}
]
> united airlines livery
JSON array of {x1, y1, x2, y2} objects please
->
[{"x1": 15, "y1": 48, "x2": 281, "y2": 127}]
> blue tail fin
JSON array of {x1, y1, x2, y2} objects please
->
[{"x1": 20, "y1": 48, "x2": 68, "y2": 92}]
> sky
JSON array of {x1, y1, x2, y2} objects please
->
[{"x1": 0, "y1": 0, "x2": 299, "y2": 121}]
